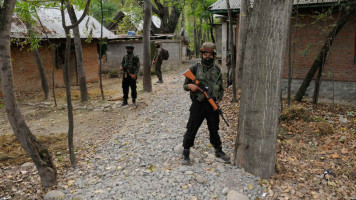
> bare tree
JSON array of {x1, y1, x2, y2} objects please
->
[
  {"x1": 0, "y1": 0, "x2": 57, "y2": 187},
  {"x1": 233, "y1": 0, "x2": 293, "y2": 179},
  {"x1": 60, "y1": 0, "x2": 91, "y2": 167},
  {"x1": 66, "y1": 3, "x2": 89, "y2": 102},
  {"x1": 236, "y1": 0, "x2": 249, "y2": 89},
  {"x1": 143, "y1": 0, "x2": 152, "y2": 92}
]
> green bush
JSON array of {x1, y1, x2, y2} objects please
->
[{"x1": 108, "y1": 70, "x2": 120, "y2": 78}]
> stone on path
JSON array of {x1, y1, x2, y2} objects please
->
[
  {"x1": 195, "y1": 175, "x2": 206, "y2": 184},
  {"x1": 222, "y1": 187, "x2": 229, "y2": 195},
  {"x1": 227, "y1": 190, "x2": 249, "y2": 200},
  {"x1": 217, "y1": 164, "x2": 225, "y2": 172},
  {"x1": 174, "y1": 143, "x2": 201, "y2": 159},
  {"x1": 20, "y1": 162, "x2": 35, "y2": 169},
  {"x1": 44, "y1": 190, "x2": 65, "y2": 200}
]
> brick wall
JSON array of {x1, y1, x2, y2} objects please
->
[
  {"x1": 282, "y1": 11, "x2": 356, "y2": 82},
  {"x1": 0, "y1": 41, "x2": 100, "y2": 95},
  {"x1": 231, "y1": 10, "x2": 356, "y2": 83}
]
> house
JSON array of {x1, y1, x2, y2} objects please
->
[
  {"x1": 209, "y1": 0, "x2": 356, "y2": 103},
  {"x1": 1, "y1": 7, "x2": 118, "y2": 95},
  {"x1": 102, "y1": 12, "x2": 185, "y2": 74},
  {"x1": 102, "y1": 34, "x2": 184, "y2": 74}
]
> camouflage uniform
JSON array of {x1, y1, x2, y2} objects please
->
[
  {"x1": 121, "y1": 47, "x2": 140, "y2": 105},
  {"x1": 182, "y1": 42, "x2": 230, "y2": 165},
  {"x1": 183, "y1": 62, "x2": 224, "y2": 149},
  {"x1": 153, "y1": 41, "x2": 163, "y2": 83}
]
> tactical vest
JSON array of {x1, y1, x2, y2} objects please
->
[
  {"x1": 123, "y1": 54, "x2": 139, "y2": 74},
  {"x1": 191, "y1": 63, "x2": 222, "y2": 101}
]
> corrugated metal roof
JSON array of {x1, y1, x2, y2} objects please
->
[
  {"x1": 11, "y1": 7, "x2": 118, "y2": 39},
  {"x1": 209, "y1": 0, "x2": 349, "y2": 11}
]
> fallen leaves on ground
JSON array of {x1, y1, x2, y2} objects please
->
[{"x1": 221, "y1": 87, "x2": 356, "y2": 199}]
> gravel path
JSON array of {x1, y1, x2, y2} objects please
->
[{"x1": 60, "y1": 68, "x2": 266, "y2": 200}]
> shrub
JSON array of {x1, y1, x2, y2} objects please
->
[
  {"x1": 280, "y1": 106, "x2": 312, "y2": 122},
  {"x1": 108, "y1": 70, "x2": 120, "y2": 78}
]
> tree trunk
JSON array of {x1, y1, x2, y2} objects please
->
[
  {"x1": 198, "y1": 19, "x2": 202, "y2": 47},
  {"x1": 63, "y1": 29, "x2": 76, "y2": 166},
  {"x1": 66, "y1": 3, "x2": 89, "y2": 102},
  {"x1": 23, "y1": 0, "x2": 49, "y2": 100},
  {"x1": 193, "y1": 18, "x2": 198, "y2": 57},
  {"x1": 210, "y1": 15, "x2": 215, "y2": 44},
  {"x1": 313, "y1": 63, "x2": 323, "y2": 105},
  {"x1": 227, "y1": 0, "x2": 237, "y2": 102},
  {"x1": 143, "y1": 0, "x2": 152, "y2": 92},
  {"x1": 0, "y1": 0, "x2": 57, "y2": 187},
  {"x1": 52, "y1": 56, "x2": 57, "y2": 106},
  {"x1": 233, "y1": 0, "x2": 293, "y2": 179},
  {"x1": 294, "y1": 6, "x2": 355, "y2": 102},
  {"x1": 33, "y1": 49, "x2": 49, "y2": 100},
  {"x1": 151, "y1": 0, "x2": 181, "y2": 34},
  {"x1": 60, "y1": 0, "x2": 91, "y2": 167},
  {"x1": 99, "y1": 0, "x2": 104, "y2": 100},
  {"x1": 236, "y1": 0, "x2": 249, "y2": 89},
  {"x1": 287, "y1": 24, "x2": 292, "y2": 106}
]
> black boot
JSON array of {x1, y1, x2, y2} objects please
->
[
  {"x1": 121, "y1": 99, "x2": 128, "y2": 107},
  {"x1": 182, "y1": 148, "x2": 190, "y2": 165},
  {"x1": 132, "y1": 99, "x2": 136, "y2": 106},
  {"x1": 215, "y1": 146, "x2": 230, "y2": 162}
]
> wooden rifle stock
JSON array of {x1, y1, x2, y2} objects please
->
[
  {"x1": 183, "y1": 69, "x2": 229, "y2": 126},
  {"x1": 183, "y1": 69, "x2": 218, "y2": 110}
]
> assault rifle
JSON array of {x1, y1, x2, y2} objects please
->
[
  {"x1": 183, "y1": 69, "x2": 230, "y2": 126},
  {"x1": 121, "y1": 65, "x2": 136, "y2": 79}
]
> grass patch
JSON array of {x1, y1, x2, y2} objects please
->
[
  {"x1": 280, "y1": 106, "x2": 312, "y2": 122},
  {"x1": 0, "y1": 133, "x2": 68, "y2": 166}
]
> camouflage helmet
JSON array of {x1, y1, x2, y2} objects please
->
[
  {"x1": 125, "y1": 45, "x2": 134, "y2": 49},
  {"x1": 200, "y1": 42, "x2": 216, "y2": 55},
  {"x1": 154, "y1": 41, "x2": 161, "y2": 46}
]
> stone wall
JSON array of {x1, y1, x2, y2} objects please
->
[
  {"x1": 103, "y1": 40, "x2": 183, "y2": 74},
  {"x1": 281, "y1": 79, "x2": 356, "y2": 104}
]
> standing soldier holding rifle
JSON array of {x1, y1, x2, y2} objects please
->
[
  {"x1": 120, "y1": 45, "x2": 140, "y2": 107},
  {"x1": 152, "y1": 41, "x2": 164, "y2": 84},
  {"x1": 182, "y1": 42, "x2": 230, "y2": 165}
]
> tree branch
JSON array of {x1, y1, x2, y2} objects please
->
[
  {"x1": 152, "y1": 5, "x2": 160, "y2": 16},
  {"x1": 153, "y1": 0, "x2": 164, "y2": 13},
  {"x1": 60, "y1": 0, "x2": 91, "y2": 30}
]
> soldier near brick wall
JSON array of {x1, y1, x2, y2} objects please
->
[
  {"x1": 152, "y1": 41, "x2": 164, "y2": 84},
  {"x1": 181, "y1": 42, "x2": 231, "y2": 165},
  {"x1": 120, "y1": 45, "x2": 140, "y2": 106}
]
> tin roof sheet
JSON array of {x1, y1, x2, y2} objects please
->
[
  {"x1": 209, "y1": 0, "x2": 349, "y2": 11},
  {"x1": 11, "y1": 7, "x2": 118, "y2": 39}
]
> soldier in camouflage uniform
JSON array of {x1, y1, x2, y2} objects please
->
[
  {"x1": 120, "y1": 45, "x2": 140, "y2": 106},
  {"x1": 152, "y1": 41, "x2": 164, "y2": 83},
  {"x1": 182, "y1": 42, "x2": 230, "y2": 165}
]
